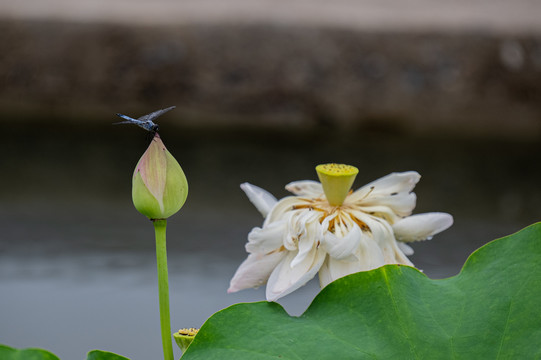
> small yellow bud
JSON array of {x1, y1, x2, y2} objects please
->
[
  {"x1": 316, "y1": 163, "x2": 358, "y2": 206},
  {"x1": 132, "y1": 134, "x2": 188, "y2": 219}
]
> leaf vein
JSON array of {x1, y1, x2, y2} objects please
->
[
  {"x1": 495, "y1": 299, "x2": 513, "y2": 360},
  {"x1": 382, "y1": 267, "x2": 420, "y2": 359},
  {"x1": 305, "y1": 316, "x2": 379, "y2": 359}
]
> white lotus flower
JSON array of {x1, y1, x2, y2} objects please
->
[{"x1": 228, "y1": 164, "x2": 453, "y2": 301}]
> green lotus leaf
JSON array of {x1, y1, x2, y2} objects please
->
[
  {"x1": 0, "y1": 346, "x2": 130, "y2": 360},
  {"x1": 0, "y1": 345, "x2": 60, "y2": 360},
  {"x1": 182, "y1": 222, "x2": 541, "y2": 359},
  {"x1": 86, "y1": 350, "x2": 130, "y2": 360}
]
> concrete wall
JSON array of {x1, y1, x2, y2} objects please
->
[{"x1": 2, "y1": 2, "x2": 541, "y2": 139}]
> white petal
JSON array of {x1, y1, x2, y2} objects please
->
[
  {"x1": 397, "y1": 242, "x2": 415, "y2": 256},
  {"x1": 318, "y1": 212, "x2": 337, "y2": 239},
  {"x1": 282, "y1": 210, "x2": 303, "y2": 251},
  {"x1": 350, "y1": 211, "x2": 391, "y2": 248},
  {"x1": 265, "y1": 196, "x2": 305, "y2": 225},
  {"x1": 266, "y1": 248, "x2": 326, "y2": 301},
  {"x1": 282, "y1": 208, "x2": 321, "y2": 252},
  {"x1": 360, "y1": 192, "x2": 418, "y2": 217},
  {"x1": 366, "y1": 171, "x2": 421, "y2": 195},
  {"x1": 318, "y1": 258, "x2": 334, "y2": 288},
  {"x1": 350, "y1": 205, "x2": 399, "y2": 226},
  {"x1": 319, "y1": 235, "x2": 386, "y2": 288},
  {"x1": 321, "y1": 223, "x2": 361, "y2": 261},
  {"x1": 393, "y1": 212, "x2": 454, "y2": 242},
  {"x1": 285, "y1": 180, "x2": 324, "y2": 197},
  {"x1": 228, "y1": 251, "x2": 286, "y2": 293},
  {"x1": 354, "y1": 211, "x2": 413, "y2": 266},
  {"x1": 357, "y1": 234, "x2": 387, "y2": 270},
  {"x1": 240, "y1": 183, "x2": 277, "y2": 217},
  {"x1": 246, "y1": 221, "x2": 286, "y2": 254},
  {"x1": 290, "y1": 217, "x2": 320, "y2": 268},
  {"x1": 349, "y1": 171, "x2": 420, "y2": 203},
  {"x1": 319, "y1": 257, "x2": 363, "y2": 289}
]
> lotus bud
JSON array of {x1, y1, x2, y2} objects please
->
[
  {"x1": 316, "y1": 163, "x2": 359, "y2": 206},
  {"x1": 132, "y1": 133, "x2": 188, "y2": 220}
]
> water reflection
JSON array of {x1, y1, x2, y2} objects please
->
[{"x1": 1, "y1": 123, "x2": 540, "y2": 359}]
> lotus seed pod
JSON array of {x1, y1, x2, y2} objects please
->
[
  {"x1": 316, "y1": 163, "x2": 359, "y2": 206},
  {"x1": 174, "y1": 328, "x2": 199, "y2": 353}
]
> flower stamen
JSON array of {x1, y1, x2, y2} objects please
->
[{"x1": 351, "y1": 215, "x2": 371, "y2": 232}]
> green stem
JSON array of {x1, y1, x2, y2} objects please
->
[{"x1": 153, "y1": 219, "x2": 174, "y2": 360}]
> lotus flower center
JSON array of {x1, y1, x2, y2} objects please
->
[{"x1": 316, "y1": 163, "x2": 359, "y2": 206}]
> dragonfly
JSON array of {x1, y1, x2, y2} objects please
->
[{"x1": 113, "y1": 106, "x2": 176, "y2": 133}]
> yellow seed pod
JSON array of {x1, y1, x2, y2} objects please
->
[
  {"x1": 174, "y1": 328, "x2": 199, "y2": 353},
  {"x1": 316, "y1": 163, "x2": 358, "y2": 206}
]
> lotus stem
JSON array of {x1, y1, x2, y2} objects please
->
[{"x1": 153, "y1": 219, "x2": 174, "y2": 360}]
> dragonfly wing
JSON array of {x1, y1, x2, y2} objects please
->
[
  {"x1": 112, "y1": 120, "x2": 138, "y2": 125},
  {"x1": 137, "y1": 106, "x2": 176, "y2": 122},
  {"x1": 116, "y1": 113, "x2": 139, "y2": 122}
]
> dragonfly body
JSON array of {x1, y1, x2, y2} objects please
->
[{"x1": 114, "y1": 106, "x2": 176, "y2": 133}]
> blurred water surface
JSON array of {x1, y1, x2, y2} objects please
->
[{"x1": 1, "y1": 122, "x2": 540, "y2": 359}]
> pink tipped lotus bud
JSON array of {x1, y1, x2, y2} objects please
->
[{"x1": 132, "y1": 133, "x2": 188, "y2": 219}]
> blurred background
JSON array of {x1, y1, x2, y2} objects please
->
[{"x1": 1, "y1": 1, "x2": 541, "y2": 359}]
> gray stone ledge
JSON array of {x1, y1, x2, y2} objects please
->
[
  {"x1": 1, "y1": 17, "x2": 541, "y2": 139},
  {"x1": 2, "y1": 0, "x2": 541, "y2": 35}
]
